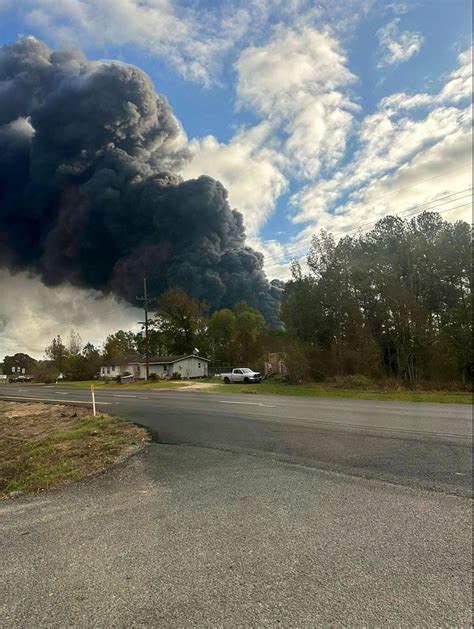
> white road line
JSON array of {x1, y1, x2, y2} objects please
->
[
  {"x1": 219, "y1": 400, "x2": 276, "y2": 408},
  {"x1": 112, "y1": 394, "x2": 137, "y2": 398},
  {"x1": 0, "y1": 395, "x2": 111, "y2": 405}
]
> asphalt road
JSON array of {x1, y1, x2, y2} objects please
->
[
  {"x1": 1, "y1": 384, "x2": 471, "y2": 495},
  {"x1": 1, "y1": 444, "x2": 472, "y2": 627}
]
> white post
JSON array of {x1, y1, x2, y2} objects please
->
[{"x1": 91, "y1": 384, "x2": 97, "y2": 417}]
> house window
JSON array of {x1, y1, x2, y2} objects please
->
[
  {"x1": 107, "y1": 366, "x2": 111, "y2": 374},
  {"x1": 198, "y1": 363, "x2": 201, "y2": 368}
]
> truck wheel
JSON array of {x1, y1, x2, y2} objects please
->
[
  {"x1": 224, "y1": 377, "x2": 230, "y2": 384},
  {"x1": 244, "y1": 377, "x2": 250, "y2": 383}
]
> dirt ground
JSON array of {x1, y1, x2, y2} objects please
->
[
  {"x1": 0, "y1": 401, "x2": 148, "y2": 499},
  {"x1": 1, "y1": 401, "x2": 90, "y2": 437},
  {"x1": 180, "y1": 381, "x2": 220, "y2": 390}
]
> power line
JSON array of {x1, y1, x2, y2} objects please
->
[
  {"x1": 381, "y1": 188, "x2": 472, "y2": 216},
  {"x1": 328, "y1": 195, "x2": 472, "y2": 239},
  {"x1": 282, "y1": 188, "x2": 472, "y2": 259},
  {"x1": 280, "y1": 200, "x2": 472, "y2": 256},
  {"x1": 347, "y1": 161, "x2": 472, "y2": 207},
  {"x1": 425, "y1": 202, "x2": 471, "y2": 216}
]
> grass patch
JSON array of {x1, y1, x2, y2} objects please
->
[
  {"x1": 0, "y1": 402, "x2": 148, "y2": 499},
  {"x1": 198, "y1": 379, "x2": 472, "y2": 404},
  {"x1": 52, "y1": 380, "x2": 187, "y2": 391}
]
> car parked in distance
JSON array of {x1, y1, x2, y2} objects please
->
[
  {"x1": 8, "y1": 375, "x2": 34, "y2": 383},
  {"x1": 220, "y1": 368, "x2": 262, "y2": 384}
]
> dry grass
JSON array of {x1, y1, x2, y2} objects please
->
[{"x1": 0, "y1": 401, "x2": 148, "y2": 499}]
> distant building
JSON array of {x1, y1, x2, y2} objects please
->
[
  {"x1": 100, "y1": 354, "x2": 209, "y2": 380},
  {"x1": 265, "y1": 352, "x2": 289, "y2": 378}
]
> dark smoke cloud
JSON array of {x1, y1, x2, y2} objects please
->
[{"x1": 0, "y1": 37, "x2": 280, "y2": 322}]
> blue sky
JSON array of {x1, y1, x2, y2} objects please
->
[{"x1": 0, "y1": 0, "x2": 472, "y2": 355}]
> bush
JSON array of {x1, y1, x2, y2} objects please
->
[
  {"x1": 31, "y1": 361, "x2": 58, "y2": 384},
  {"x1": 333, "y1": 374, "x2": 375, "y2": 390},
  {"x1": 285, "y1": 341, "x2": 312, "y2": 383},
  {"x1": 171, "y1": 372, "x2": 182, "y2": 380},
  {"x1": 150, "y1": 373, "x2": 158, "y2": 382}
]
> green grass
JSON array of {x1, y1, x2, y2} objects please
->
[
  {"x1": 36, "y1": 377, "x2": 472, "y2": 403},
  {"x1": 199, "y1": 380, "x2": 472, "y2": 404},
  {"x1": 52, "y1": 380, "x2": 187, "y2": 391},
  {"x1": 1, "y1": 407, "x2": 147, "y2": 499}
]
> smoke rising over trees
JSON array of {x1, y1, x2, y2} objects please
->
[
  {"x1": 0, "y1": 37, "x2": 280, "y2": 322},
  {"x1": 4, "y1": 209, "x2": 469, "y2": 389}
]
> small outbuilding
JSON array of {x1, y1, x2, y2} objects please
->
[{"x1": 100, "y1": 354, "x2": 209, "y2": 380}]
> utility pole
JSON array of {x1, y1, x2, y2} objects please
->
[{"x1": 137, "y1": 278, "x2": 150, "y2": 381}]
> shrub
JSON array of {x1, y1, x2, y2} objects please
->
[
  {"x1": 171, "y1": 372, "x2": 182, "y2": 380},
  {"x1": 333, "y1": 374, "x2": 375, "y2": 390},
  {"x1": 285, "y1": 341, "x2": 312, "y2": 383},
  {"x1": 150, "y1": 373, "x2": 158, "y2": 382}
]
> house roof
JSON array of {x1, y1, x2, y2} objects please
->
[
  {"x1": 142, "y1": 354, "x2": 210, "y2": 364},
  {"x1": 101, "y1": 354, "x2": 209, "y2": 367},
  {"x1": 101, "y1": 355, "x2": 141, "y2": 367}
]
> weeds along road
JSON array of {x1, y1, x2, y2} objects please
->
[{"x1": 1, "y1": 384, "x2": 471, "y2": 496}]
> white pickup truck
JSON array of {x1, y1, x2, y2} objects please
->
[{"x1": 220, "y1": 368, "x2": 262, "y2": 384}]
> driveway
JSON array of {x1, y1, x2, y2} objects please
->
[{"x1": 1, "y1": 444, "x2": 471, "y2": 627}]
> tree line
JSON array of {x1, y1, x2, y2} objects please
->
[
  {"x1": 2, "y1": 211, "x2": 470, "y2": 386},
  {"x1": 1, "y1": 293, "x2": 272, "y2": 381},
  {"x1": 281, "y1": 212, "x2": 471, "y2": 384}
]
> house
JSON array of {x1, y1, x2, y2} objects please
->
[{"x1": 100, "y1": 354, "x2": 209, "y2": 380}]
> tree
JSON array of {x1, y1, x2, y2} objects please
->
[
  {"x1": 2, "y1": 353, "x2": 37, "y2": 376},
  {"x1": 134, "y1": 329, "x2": 168, "y2": 357},
  {"x1": 233, "y1": 302, "x2": 265, "y2": 365},
  {"x1": 44, "y1": 335, "x2": 68, "y2": 373},
  {"x1": 36, "y1": 334, "x2": 100, "y2": 382},
  {"x1": 31, "y1": 360, "x2": 58, "y2": 384},
  {"x1": 280, "y1": 212, "x2": 471, "y2": 384},
  {"x1": 153, "y1": 288, "x2": 208, "y2": 355},
  {"x1": 65, "y1": 331, "x2": 84, "y2": 380},
  {"x1": 81, "y1": 342, "x2": 102, "y2": 378},
  {"x1": 208, "y1": 309, "x2": 236, "y2": 369},
  {"x1": 102, "y1": 330, "x2": 137, "y2": 360}
]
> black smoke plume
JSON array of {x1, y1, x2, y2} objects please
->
[{"x1": 0, "y1": 37, "x2": 281, "y2": 322}]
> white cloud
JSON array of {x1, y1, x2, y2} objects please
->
[
  {"x1": 181, "y1": 26, "x2": 357, "y2": 242},
  {"x1": 0, "y1": 271, "x2": 141, "y2": 359},
  {"x1": 236, "y1": 27, "x2": 358, "y2": 178},
  {"x1": 292, "y1": 103, "x2": 470, "y2": 225},
  {"x1": 6, "y1": 0, "x2": 243, "y2": 85},
  {"x1": 181, "y1": 123, "x2": 287, "y2": 237},
  {"x1": 0, "y1": 0, "x2": 375, "y2": 86},
  {"x1": 377, "y1": 18, "x2": 423, "y2": 67},
  {"x1": 268, "y1": 47, "x2": 472, "y2": 269},
  {"x1": 380, "y1": 47, "x2": 473, "y2": 112},
  {"x1": 438, "y1": 47, "x2": 473, "y2": 103}
]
